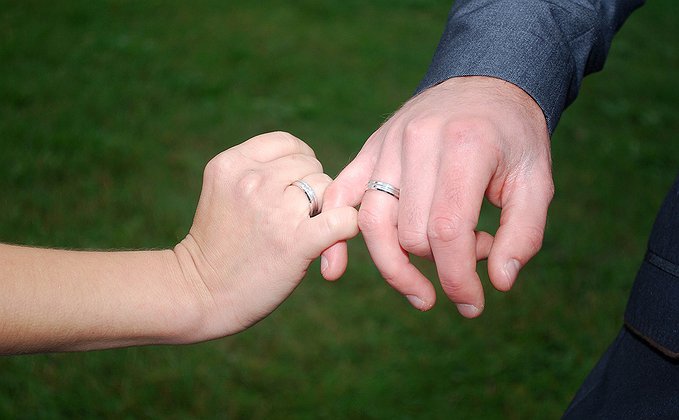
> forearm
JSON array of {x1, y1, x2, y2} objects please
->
[
  {"x1": 0, "y1": 243, "x2": 200, "y2": 354},
  {"x1": 416, "y1": 0, "x2": 645, "y2": 133}
]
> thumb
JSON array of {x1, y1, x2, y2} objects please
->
[
  {"x1": 488, "y1": 176, "x2": 553, "y2": 291},
  {"x1": 298, "y1": 207, "x2": 360, "y2": 262}
]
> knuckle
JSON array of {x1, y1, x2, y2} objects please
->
[
  {"x1": 403, "y1": 116, "x2": 439, "y2": 143},
  {"x1": 398, "y1": 228, "x2": 429, "y2": 254},
  {"x1": 298, "y1": 154, "x2": 322, "y2": 172},
  {"x1": 235, "y1": 170, "x2": 264, "y2": 199},
  {"x1": 269, "y1": 130, "x2": 296, "y2": 142},
  {"x1": 439, "y1": 276, "x2": 468, "y2": 300},
  {"x1": 204, "y1": 152, "x2": 235, "y2": 182},
  {"x1": 376, "y1": 264, "x2": 404, "y2": 289},
  {"x1": 380, "y1": 270, "x2": 399, "y2": 287},
  {"x1": 521, "y1": 225, "x2": 545, "y2": 257},
  {"x1": 357, "y1": 207, "x2": 385, "y2": 234},
  {"x1": 427, "y1": 213, "x2": 466, "y2": 243},
  {"x1": 270, "y1": 131, "x2": 314, "y2": 156},
  {"x1": 545, "y1": 180, "x2": 556, "y2": 203}
]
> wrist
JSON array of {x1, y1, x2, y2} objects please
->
[
  {"x1": 429, "y1": 76, "x2": 548, "y2": 137},
  {"x1": 164, "y1": 241, "x2": 215, "y2": 344},
  {"x1": 172, "y1": 232, "x2": 259, "y2": 341}
]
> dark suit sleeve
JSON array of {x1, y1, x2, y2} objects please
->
[{"x1": 415, "y1": 0, "x2": 645, "y2": 134}]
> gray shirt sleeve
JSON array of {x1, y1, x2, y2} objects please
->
[{"x1": 415, "y1": 0, "x2": 645, "y2": 134}]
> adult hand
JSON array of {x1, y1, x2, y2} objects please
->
[
  {"x1": 321, "y1": 76, "x2": 553, "y2": 317},
  {"x1": 175, "y1": 132, "x2": 359, "y2": 340}
]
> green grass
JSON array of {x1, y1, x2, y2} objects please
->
[{"x1": 1, "y1": 0, "x2": 677, "y2": 418}]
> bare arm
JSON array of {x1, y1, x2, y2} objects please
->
[{"x1": 0, "y1": 245, "x2": 192, "y2": 353}]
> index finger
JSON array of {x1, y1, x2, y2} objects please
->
[
  {"x1": 359, "y1": 133, "x2": 437, "y2": 310},
  {"x1": 360, "y1": 189, "x2": 437, "y2": 311}
]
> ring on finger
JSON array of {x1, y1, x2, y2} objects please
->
[
  {"x1": 366, "y1": 180, "x2": 400, "y2": 200},
  {"x1": 291, "y1": 179, "x2": 321, "y2": 217}
]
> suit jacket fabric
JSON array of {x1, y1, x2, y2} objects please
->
[
  {"x1": 564, "y1": 174, "x2": 679, "y2": 417},
  {"x1": 625, "y1": 174, "x2": 679, "y2": 358},
  {"x1": 415, "y1": 0, "x2": 646, "y2": 134},
  {"x1": 563, "y1": 325, "x2": 679, "y2": 418}
]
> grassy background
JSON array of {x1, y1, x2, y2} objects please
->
[{"x1": 0, "y1": 0, "x2": 676, "y2": 418}]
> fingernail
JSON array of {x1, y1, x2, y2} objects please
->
[
  {"x1": 406, "y1": 295, "x2": 427, "y2": 311},
  {"x1": 320, "y1": 255, "x2": 329, "y2": 274},
  {"x1": 456, "y1": 303, "x2": 481, "y2": 318},
  {"x1": 504, "y1": 259, "x2": 521, "y2": 288}
]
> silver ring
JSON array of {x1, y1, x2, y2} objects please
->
[
  {"x1": 366, "y1": 180, "x2": 400, "y2": 199},
  {"x1": 291, "y1": 180, "x2": 321, "y2": 217}
]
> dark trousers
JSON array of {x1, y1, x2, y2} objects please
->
[{"x1": 564, "y1": 174, "x2": 679, "y2": 418}]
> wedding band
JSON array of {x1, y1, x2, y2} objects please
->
[
  {"x1": 291, "y1": 179, "x2": 321, "y2": 217},
  {"x1": 366, "y1": 180, "x2": 400, "y2": 199}
]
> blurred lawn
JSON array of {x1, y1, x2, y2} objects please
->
[{"x1": 0, "y1": 0, "x2": 677, "y2": 418}]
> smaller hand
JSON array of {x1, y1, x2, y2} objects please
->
[{"x1": 175, "y1": 132, "x2": 359, "y2": 340}]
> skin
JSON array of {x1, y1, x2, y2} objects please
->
[
  {"x1": 0, "y1": 132, "x2": 359, "y2": 354},
  {"x1": 321, "y1": 76, "x2": 554, "y2": 317}
]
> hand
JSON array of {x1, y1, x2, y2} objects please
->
[
  {"x1": 321, "y1": 76, "x2": 554, "y2": 317},
  {"x1": 175, "y1": 132, "x2": 359, "y2": 339}
]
